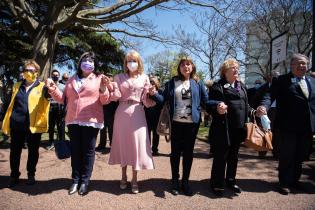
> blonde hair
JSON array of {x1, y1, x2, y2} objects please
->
[
  {"x1": 219, "y1": 58, "x2": 239, "y2": 79},
  {"x1": 23, "y1": 59, "x2": 40, "y2": 74},
  {"x1": 124, "y1": 50, "x2": 144, "y2": 74},
  {"x1": 177, "y1": 57, "x2": 199, "y2": 81}
]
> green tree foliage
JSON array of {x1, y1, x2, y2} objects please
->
[
  {"x1": 147, "y1": 50, "x2": 206, "y2": 86},
  {"x1": 55, "y1": 28, "x2": 125, "y2": 74},
  {"x1": 0, "y1": 2, "x2": 124, "y2": 86}
]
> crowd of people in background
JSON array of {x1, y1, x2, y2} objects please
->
[{"x1": 0, "y1": 51, "x2": 314, "y2": 197}]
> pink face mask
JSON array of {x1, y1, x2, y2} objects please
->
[{"x1": 80, "y1": 61, "x2": 94, "y2": 72}]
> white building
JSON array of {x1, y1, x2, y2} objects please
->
[{"x1": 245, "y1": 9, "x2": 312, "y2": 87}]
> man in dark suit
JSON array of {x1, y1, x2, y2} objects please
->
[
  {"x1": 262, "y1": 53, "x2": 315, "y2": 195},
  {"x1": 252, "y1": 71, "x2": 280, "y2": 158}
]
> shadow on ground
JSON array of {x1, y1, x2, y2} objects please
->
[{"x1": 1, "y1": 175, "x2": 315, "y2": 198}]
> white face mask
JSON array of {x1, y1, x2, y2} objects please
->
[{"x1": 127, "y1": 61, "x2": 138, "y2": 72}]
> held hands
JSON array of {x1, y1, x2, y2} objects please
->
[
  {"x1": 148, "y1": 85, "x2": 157, "y2": 96},
  {"x1": 100, "y1": 75, "x2": 112, "y2": 92},
  {"x1": 45, "y1": 78, "x2": 57, "y2": 91},
  {"x1": 217, "y1": 102, "x2": 228, "y2": 115},
  {"x1": 256, "y1": 105, "x2": 267, "y2": 117}
]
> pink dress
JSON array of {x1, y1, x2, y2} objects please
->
[{"x1": 108, "y1": 73, "x2": 155, "y2": 170}]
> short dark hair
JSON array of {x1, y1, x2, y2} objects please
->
[{"x1": 51, "y1": 69, "x2": 60, "y2": 75}]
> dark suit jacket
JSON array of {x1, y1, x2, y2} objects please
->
[
  {"x1": 262, "y1": 72, "x2": 315, "y2": 132},
  {"x1": 208, "y1": 79, "x2": 251, "y2": 146}
]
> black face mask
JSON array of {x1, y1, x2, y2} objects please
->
[{"x1": 52, "y1": 76, "x2": 59, "y2": 82}]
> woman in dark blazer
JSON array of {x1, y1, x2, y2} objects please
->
[
  {"x1": 208, "y1": 58, "x2": 265, "y2": 196},
  {"x1": 145, "y1": 76, "x2": 163, "y2": 156},
  {"x1": 150, "y1": 57, "x2": 227, "y2": 196}
]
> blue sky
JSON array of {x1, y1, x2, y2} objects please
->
[{"x1": 55, "y1": 4, "x2": 212, "y2": 78}]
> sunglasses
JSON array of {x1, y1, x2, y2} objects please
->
[{"x1": 23, "y1": 68, "x2": 36, "y2": 72}]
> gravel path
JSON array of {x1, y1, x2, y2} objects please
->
[{"x1": 0, "y1": 137, "x2": 314, "y2": 210}]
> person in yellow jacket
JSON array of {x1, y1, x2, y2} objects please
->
[{"x1": 0, "y1": 59, "x2": 50, "y2": 188}]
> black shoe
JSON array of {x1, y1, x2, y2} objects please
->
[
  {"x1": 227, "y1": 184, "x2": 242, "y2": 193},
  {"x1": 171, "y1": 179, "x2": 179, "y2": 195},
  {"x1": 26, "y1": 176, "x2": 35, "y2": 185},
  {"x1": 23, "y1": 142, "x2": 28, "y2": 149},
  {"x1": 181, "y1": 181, "x2": 193, "y2": 196},
  {"x1": 152, "y1": 151, "x2": 159, "y2": 156},
  {"x1": 78, "y1": 183, "x2": 88, "y2": 196},
  {"x1": 46, "y1": 144, "x2": 55, "y2": 151},
  {"x1": 278, "y1": 186, "x2": 290, "y2": 195},
  {"x1": 95, "y1": 145, "x2": 106, "y2": 151},
  {"x1": 7, "y1": 177, "x2": 19, "y2": 188},
  {"x1": 68, "y1": 183, "x2": 79, "y2": 195},
  {"x1": 211, "y1": 187, "x2": 224, "y2": 197}
]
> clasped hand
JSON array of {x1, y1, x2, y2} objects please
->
[
  {"x1": 256, "y1": 105, "x2": 267, "y2": 117},
  {"x1": 217, "y1": 102, "x2": 228, "y2": 115},
  {"x1": 45, "y1": 78, "x2": 57, "y2": 91}
]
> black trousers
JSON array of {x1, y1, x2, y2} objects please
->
[
  {"x1": 148, "y1": 121, "x2": 160, "y2": 153},
  {"x1": 10, "y1": 129, "x2": 41, "y2": 178},
  {"x1": 68, "y1": 124, "x2": 99, "y2": 184},
  {"x1": 99, "y1": 119, "x2": 114, "y2": 147},
  {"x1": 211, "y1": 128, "x2": 243, "y2": 188},
  {"x1": 48, "y1": 105, "x2": 65, "y2": 142},
  {"x1": 278, "y1": 129, "x2": 312, "y2": 187},
  {"x1": 170, "y1": 121, "x2": 199, "y2": 181}
]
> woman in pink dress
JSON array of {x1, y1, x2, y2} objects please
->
[{"x1": 109, "y1": 50, "x2": 155, "y2": 194}]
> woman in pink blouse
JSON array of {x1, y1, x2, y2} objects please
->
[
  {"x1": 109, "y1": 50, "x2": 155, "y2": 194},
  {"x1": 46, "y1": 52, "x2": 112, "y2": 196}
]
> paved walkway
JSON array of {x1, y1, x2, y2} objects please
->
[{"x1": 0, "y1": 137, "x2": 314, "y2": 210}]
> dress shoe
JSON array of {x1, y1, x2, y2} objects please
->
[
  {"x1": 227, "y1": 184, "x2": 242, "y2": 193},
  {"x1": 26, "y1": 176, "x2": 35, "y2": 185},
  {"x1": 78, "y1": 183, "x2": 88, "y2": 196},
  {"x1": 278, "y1": 186, "x2": 290, "y2": 195},
  {"x1": 95, "y1": 145, "x2": 106, "y2": 151},
  {"x1": 131, "y1": 181, "x2": 139, "y2": 194},
  {"x1": 171, "y1": 179, "x2": 180, "y2": 195},
  {"x1": 152, "y1": 151, "x2": 159, "y2": 156},
  {"x1": 7, "y1": 177, "x2": 19, "y2": 188},
  {"x1": 211, "y1": 187, "x2": 224, "y2": 197},
  {"x1": 68, "y1": 183, "x2": 79, "y2": 195},
  {"x1": 46, "y1": 144, "x2": 55, "y2": 151},
  {"x1": 120, "y1": 179, "x2": 128, "y2": 190},
  {"x1": 181, "y1": 181, "x2": 193, "y2": 196}
]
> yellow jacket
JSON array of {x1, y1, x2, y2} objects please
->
[{"x1": 2, "y1": 81, "x2": 50, "y2": 135}]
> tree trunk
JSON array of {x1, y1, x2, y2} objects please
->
[{"x1": 32, "y1": 27, "x2": 58, "y2": 80}]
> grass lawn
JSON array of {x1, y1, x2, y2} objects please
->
[{"x1": 197, "y1": 124, "x2": 209, "y2": 141}]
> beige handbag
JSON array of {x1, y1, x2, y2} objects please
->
[
  {"x1": 244, "y1": 111, "x2": 273, "y2": 151},
  {"x1": 156, "y1": 102, "x2": 171, "y2": 142}
]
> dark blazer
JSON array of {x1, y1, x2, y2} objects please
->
[
  {"x1": 262, "y1": 72, "x2": 315, "y2": 132},
  {"x1": 151, "y1": 77, "x2": 219, "y2": 124},
  {"x1": 145, "y1": 89, "x2": 163, "y2": 127},
  {"x1": 250, "y1": 82, "x2": 270, "y2": 109},
  {"x1": 208, "y1": 79, "x2": 252, "y2": 145}
]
